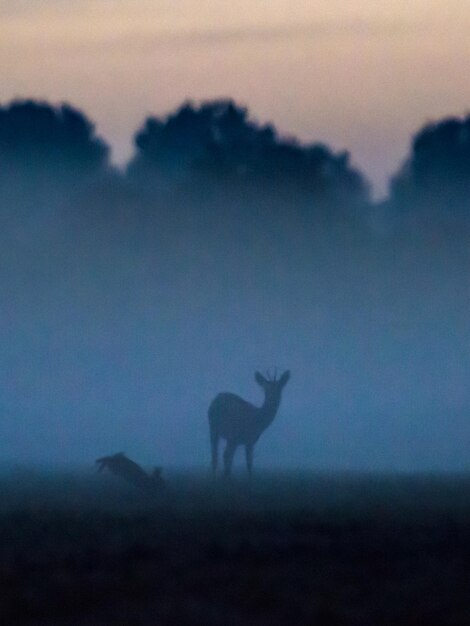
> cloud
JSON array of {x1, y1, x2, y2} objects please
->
[
  {"x1": 132, "y1": 19, "x2": 420, "y2": 47},
  {"x1": 0, "y1": 18, "x2": 422, "y2": 54}
]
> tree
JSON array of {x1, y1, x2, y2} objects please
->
[
  {"x1": 390, "y1": 115, "x2": 470, "y2": 212},
  {"x1": 0, "y1": 100, "x2": 110, "y2": 209},
  {"x1": 127, "y1": 99, "x2": 369, "y2": 208}
]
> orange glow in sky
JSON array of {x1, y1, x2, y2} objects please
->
[{"x1": 1, "y1": 1, "x2": 469, "y2": 195}]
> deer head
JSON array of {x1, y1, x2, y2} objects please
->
[{"x1": 255, "y1": 368, "x2": 290, "y2": 403}]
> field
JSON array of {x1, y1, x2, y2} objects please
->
[{"x1": 1, "y1": 468, "x2": 470, "y2": 625}]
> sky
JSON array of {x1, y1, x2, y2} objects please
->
[{"x1": 1, "y1": 1, "x2": 470, "y2": 196}]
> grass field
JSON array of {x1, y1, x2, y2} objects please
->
[{"x1": 1, "y1": 468, "x2": 470, "y2": 624}]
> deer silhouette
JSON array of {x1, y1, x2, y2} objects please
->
[
  {"x1": 208, "y1": 369, "x2": 290, "y2": 477},
  {"x1": 96, "y1": 452, "x2": 164, "y2": 495}
]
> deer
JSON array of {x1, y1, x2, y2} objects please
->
[
  {"x1": 96, "y1": 452, "x2": 164, "y2": 495},
  {"x1": 208, "y1": 368, "x2": 290, "y2": 477}
]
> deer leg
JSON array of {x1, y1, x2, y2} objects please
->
[
  {"x1": 210, "y1": 423, "x2": 219, "y2": 475},
  {"x1": 223, "y1": 441, "x2": 236, "y2": 478},
  {"x1": 245, "y1": 444, "x2": 254, "y2": 478},
  {"x1": 211, "y1": 443, "x2": 218, "y2": 475}
]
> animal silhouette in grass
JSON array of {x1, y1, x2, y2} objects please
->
[
  {"x1": 208, "y1": 369, "x2": 290, "y2": 477},
  {"x1": 96, "y1": 452, "x2": 164, "y2": 494}
]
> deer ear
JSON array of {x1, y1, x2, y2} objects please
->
[
  {"x1": 255, "y1": 371, "x2": 267, "y2": 386},
  {"x1": 279, "y1": 370, "x2": 290, "y2": 386}
]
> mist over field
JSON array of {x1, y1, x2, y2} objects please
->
[
  {"x1": 3, "y1": 5, "x2": 470, "y2": 622},
  {"x1": 0, "y1": 99, "x2": 469, "y2": 472}
]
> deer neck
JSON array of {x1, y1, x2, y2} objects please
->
[{"x1": 257, "y1": 393, "x2": 281, "y2": 430}]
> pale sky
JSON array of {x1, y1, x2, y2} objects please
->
[{"x1": 1, "y1": 1, "x2": 470, "y2": 195}]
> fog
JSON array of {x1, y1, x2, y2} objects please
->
[{"x1": 0, "y1": 99, "x2": 469, "y2": 472}]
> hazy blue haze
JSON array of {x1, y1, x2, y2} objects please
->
[{"x1": 0, "y1": 99, "x2": 469, "y2": 472}]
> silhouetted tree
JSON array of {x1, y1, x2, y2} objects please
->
[
  {"x1": 127, "y1": 99, "x2": 370, "y2": 208},
  {"x1": 390, "y1": 115, "x2": 470, "y2": 213},
  {"x1": 0, "y1": 100, "x2": 110, "y2": 210}
]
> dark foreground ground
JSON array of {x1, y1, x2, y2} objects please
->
[{"x1": 1, "y1": 468, "x2": 470, "y2": 625}]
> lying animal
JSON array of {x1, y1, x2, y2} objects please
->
[{"x1": 96, "y1": 452, "x2": 164, "y2": 494}]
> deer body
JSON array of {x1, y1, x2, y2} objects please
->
[
  {"x1": 208, "y1": 370, "x2": 290, "y2": 477},
  {"x1": 96, "y1": 452, "x2": 164, "y2": 495}
]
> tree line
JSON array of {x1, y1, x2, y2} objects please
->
[{"x1": 1, "y1": 98, "x2": 470, "y2": 230}]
